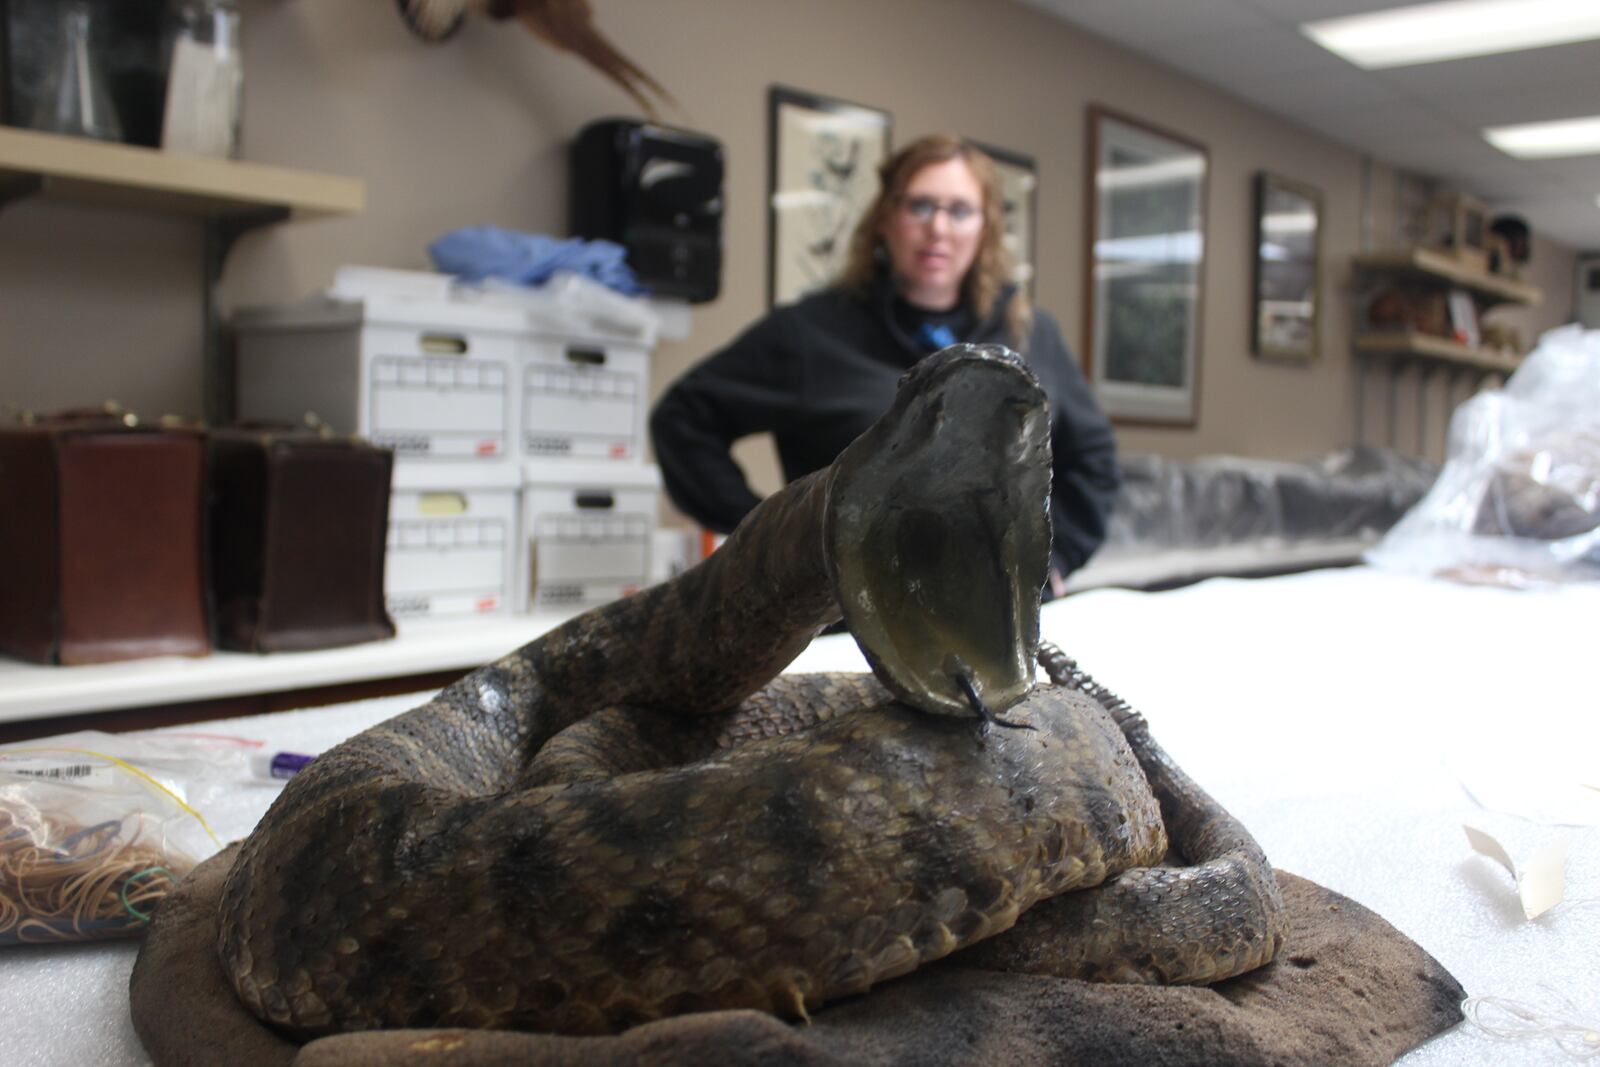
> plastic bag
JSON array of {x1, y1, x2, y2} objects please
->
[
  {"x1": 0, "y1": 730, "x2": 256, "y2": 945},
  {"x1": 461, "y1": 271, "x2": 661, "y2": 346},
  {"x1": 1367, "y1": 324, "x2": 1600, "y2": 586},
  {"x1": 1102, "y1": 446, "x2": 1436, "y2": 554}
]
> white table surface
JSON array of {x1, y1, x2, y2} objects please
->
[
  {"x1": 2, "y1": 566, "x2": 1596, "y2": 1066},
  {"x1": 0, "y1": 540, "x2": 1371, "y2": 726}
]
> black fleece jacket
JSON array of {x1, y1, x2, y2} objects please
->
[{"x1": 649, "y1": 275, "x2": 1121, "y2": 580}]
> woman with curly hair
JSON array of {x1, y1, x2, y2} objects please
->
[{"x1": 650, "y1": 134, "x2": 1120, "y2": 594}]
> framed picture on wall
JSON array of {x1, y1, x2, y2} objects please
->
[
  {"x1": 767, "y1": 85, "x2": 891, "y2": 307},
  {"x1": 1083, "y1": 106, "x2": 1208, "y2": 426},
  {"x1": 969, "y1": 140, "x2": 1037, "y2": 299},
  {"x1": 1251, "y1": 172, "x2": 1323, "y2": 362}
]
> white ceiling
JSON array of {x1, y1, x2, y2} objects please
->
[{"x1": 1018, "y1": 0, "x2": 1600, "y2": 251}]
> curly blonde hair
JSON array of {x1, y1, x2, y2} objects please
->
[{"x1": 839, "y1": 134, "x2": 1031, "y2": 346}]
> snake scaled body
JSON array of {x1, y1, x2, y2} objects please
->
[{"x1": 216, "y1": 345, "x2": 1287, "y2": 1039}]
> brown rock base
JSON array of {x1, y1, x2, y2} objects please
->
[{"x1": 132, "y1": 847, "x2": 1464, "y2": 1067}]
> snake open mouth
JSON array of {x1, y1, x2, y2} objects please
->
[{"x1": 824, "y1": 344, "x2": 1053, "y2": 721}]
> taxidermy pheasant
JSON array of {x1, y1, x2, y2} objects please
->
[{"x1": 396, "y1": 0, "x2": 675, "y2": 118}]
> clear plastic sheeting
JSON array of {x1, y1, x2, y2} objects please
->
[
  {"x1": 1368, "y1": 324, "x2": 1600, "y2": 587},
  {"x1": 1101, "y1": 445, "x2": 1438, "y2": 556},
  {"x1": 461, "y1": 272, "x2": 663, "y2": 346}
]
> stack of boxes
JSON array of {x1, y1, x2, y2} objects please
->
[{"x1": 234, "y1": 278, "x2": 663, "y2": 624}]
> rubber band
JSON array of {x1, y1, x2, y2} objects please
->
[
  {"x1": 0, "y1": 808, "x2": 193, "y2": 944},
  {"x1": 120, "y1": 868, "x2": 176, "y2": 923},
  {"x1": 1, "y1": 743, "x2": 221, "y2": 944},
  {"x1": 56, "y1": 820, "x2": 123, "y2": 861}
]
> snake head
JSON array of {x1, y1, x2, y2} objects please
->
[{"x1": 824, "y1": 343, "x2": 1052, "y2": 720}]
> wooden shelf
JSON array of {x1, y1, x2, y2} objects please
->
[
  {"x1": 1353, "y1": 247, "x2": 1542, "y2": 308},
  {"x1": 1354, "y1": 330, "x2": 1523, "y2": 373},
  {"x1": 0, "y1": 125, "x2": 364, "y2": 220}
]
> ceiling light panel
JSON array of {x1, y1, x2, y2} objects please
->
[
  {"x1": 1484, "y1": 115, "x2": 1600, "y2": 159},
  {"x1": 1302, "y1": 0, "x2": 1600, "y2": 69}
]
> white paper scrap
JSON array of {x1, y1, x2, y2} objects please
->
[{"x1": 1464, "y1": 825, "x2": 1570, "y2": 920}]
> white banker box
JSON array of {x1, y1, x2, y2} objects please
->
[
  {"x1": 519, "y1": 332, "x2": 650, "y2": 463},
  {"x1": 235, "y1": 297, "x2": 654, "y2": 467},
  {"x1": 387, "y1": 462, "x2": 521, "y2": 621},
  {"x1": 520, "y1": 461, "x2": 661, "y2": 610},
  {"x1": 234, "y1": 297, "x2": 524, "y2": 461}
]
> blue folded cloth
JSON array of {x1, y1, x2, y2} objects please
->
[{"x1": 428, "y1": 226, "x2": 647, "y2": 296}]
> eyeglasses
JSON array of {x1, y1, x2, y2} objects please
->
[{"x1": 896, "y1": 195, "x2": 982, "y2": 228}]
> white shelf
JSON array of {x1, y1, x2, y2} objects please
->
[{"x1": 0, "y1": 614, "x2": 577, "y2": 724}]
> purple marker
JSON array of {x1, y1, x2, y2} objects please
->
[{"x1": 251, "y1": 752, "x2": 314, "y2": 780}]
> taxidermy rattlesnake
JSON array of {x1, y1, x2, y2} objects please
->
[{"x1": 216, "y1": 345, "x2": 1287, "y2": 1038}]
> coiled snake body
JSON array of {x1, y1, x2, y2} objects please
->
[{"x1": 217, "y1": 346, "x2": 1287, "y2": 1039}]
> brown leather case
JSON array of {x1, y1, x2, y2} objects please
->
[
  {"x1": 0, "y1": 420, "x2": 210, "y2": 665},
  {"x1": 208, "y1": 429, "x2": 396, "y2": 653}
]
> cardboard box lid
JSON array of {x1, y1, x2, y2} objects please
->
[
  {"x1": 521, "y1": 460, "x2": 661, "y2": 490},
  {"x1": 233, "y1": 295, "x2": 534, "y2": 336},
  {"x1": 392, "y1": 459, "x2": 522, "y2": 491}
]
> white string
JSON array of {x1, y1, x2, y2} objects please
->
[
  {"x1": 1547, "y1": 895, "x2": 1600, "y2": 917},
  {"x1": 1463, "y1": 986, "x2": 1600, "y2": 1059}
]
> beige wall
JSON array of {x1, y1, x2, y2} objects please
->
[{"x1": 0, "y1": 0, "x2": 1578, "y2": 493}]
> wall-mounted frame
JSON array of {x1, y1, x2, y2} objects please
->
[
  {"x1": 969, "y1": 140, "x2": 1037, "y2": 299},
  {"x1": 1252, "y1": 172, "x2": 1323, "y2": 362},
  {"x1": 1083, "y1": 106, "x2": 1208, "y2": 426},
  {"x1": 767, "y1": 85, "x2": 891, "y2": 307}
]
